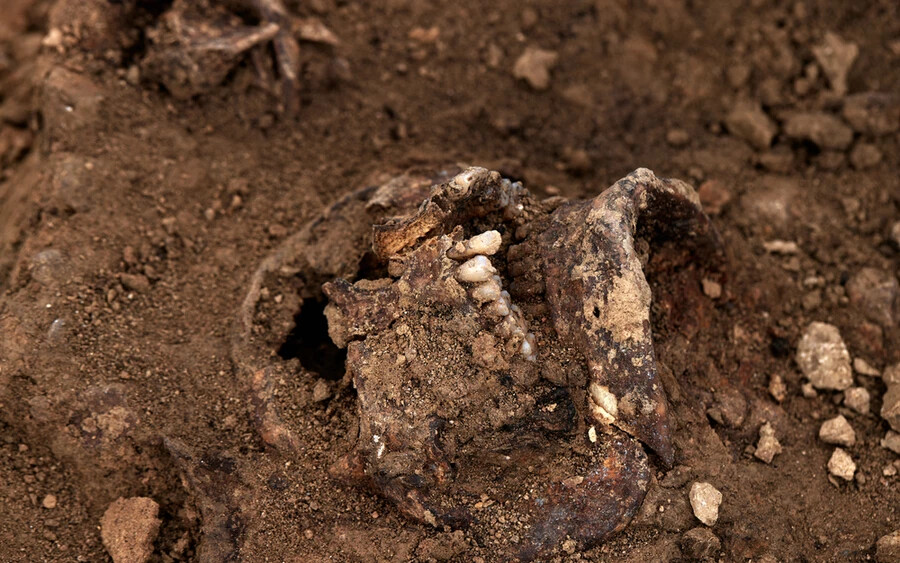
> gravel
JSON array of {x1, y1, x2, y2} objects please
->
[
  {"x1": 783, "y1": 112, "x2": 854, "y2": 150},
  {"x1": 849, "y1": 142, "x2": 883, "y2": 169},
  {"x1": 796, "y1": 322, "x2": 854, "y2": 390},
  {"x1": 845, "y1": 268, "x2": 898, "y2": 328},
  {"x1": 877, "y1": 530, "x2": 900, "y2": 563},
  {"x1": 725, "y1": 101, "x2": 777, "y2": 150},
  {"x1": 512, "y1": 47, "x2": 558, "y2": 90},
  {"x1": 827, "y1": 448, "x2": 856, "y2": 481},
  {"x1": 819, "y1": 415, "x2": 856, "y2": 447},
  {"x1": 853, "y1": 358, "x2": 881, "y2": 377},
  {"x1": 881, "y1": 431, "x2": 900, "y2": 455},
  {"x1": 689, "y1": 482, "x2": 722, "y2": 526},
  {"x1": 882, "y1": 385, "x2": 900, "y2": 432},
  {"x1": 754, "y1": 422, "x2": 783, "y2": 464},
  {"x1": 101, "y1": 497, "x2": 161, "y2": 563},
  {"x1": 811, "y1": 32, "x2": 858, "y2": 96},
  {"x1": 843, "y1": 387, "x2": 871, "y2": 415},
  {"x1": 842, "y1": 92, "x2": 900, "y2": 136},
  {"x1": 681, "y1": 527, "x2": 721, "y2": 559}
]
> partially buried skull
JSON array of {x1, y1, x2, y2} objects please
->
[{"x1": 243, "y1": 166, "x2": 721, "y2": 559}]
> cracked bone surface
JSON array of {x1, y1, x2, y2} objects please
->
[{"x1": 310, "y1": 166, "x2": 720, "y2": 559}]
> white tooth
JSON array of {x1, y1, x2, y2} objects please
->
[
  {"x1": 486, "y1": 302, "x2": 510, "y2": 316},
  {"x1": 510, "y1": 304, "x2": 522, "y2": 315},
  {"x1": 492, "y1": 274, "x2": 502, "y2": 283},
  {"x1": 520, "y1": 338, "x2": 533, "y2": 358},
  {"x1": 456, "y1": 255, "x2": 495, "y2": 283},
  {"x1": 471, "y1": 279, "x2": 502, "y2": 303},
  {"x1": 588, "y1": 383, "x2": 618, "y2": 424},
  {"x1": 468, "y1": 231, "x2": 502, "y2": 256}
]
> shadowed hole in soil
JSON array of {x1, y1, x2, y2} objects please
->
[{"x1": 277, "y1": 297, "x2": 347, "y2": 380}]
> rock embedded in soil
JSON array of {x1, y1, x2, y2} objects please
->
[
  {"x1": 849, "y1": 142, "x2": 883, "y2": 169},
  {"x1": 843, "y1": 387, "x2": 871, "y2": 415},
  {"x1": 680, "y1": 527, "x2": 721, "y2": 559},
  {"x1": 783, "y1": 112, "x2": 854, "y2": 150},
  {"x1": 689, "y1": 482, "x2": 722, "y2": 526},
  {"x1": 853, "y1": 358, "x2": 881, "y2": 377},
  {"x1": 845, "y1": 268, "x2": 898, "y2": 328},
  {"x1": 882, "y1": 385, "x2": 900, "y2": 432},
  {"x1": 697, "y1": 180, "x2": 732, "y2": 215},
  {"x1": 811, "y1": 32, "x2": 858, "y2": 96},
  {"x1": 41, "y1": 494, "x2": 57, "y2": 509},
  {"x1": 885, "y1": 364, "x2": 900, "y2": 386},
  {"x1": 415, "y1": 530, "x2": 467, "y2": 561},
  {"x1": 819, "y1": 415, "x2": 856, "y2": 447},
  {"x1": 842, "y1": 92, "x2": 900, "y2": 136},
  {"x1": 827, "y1": 448, "x2": 856, "y2": 481},
  {"x1": 796, "y1": 322, "x2": 853, "y2": 390},
  {"x1": 100, "y1": 497, "x2": 161, "y2": 563},
  {"x1": 724, "y1": 101, "x2": 777, "y2": 150},
  {"x1": 754, "y1": 422, "x2": 783, "y2": 464},
  {"x1": 768, "y1": 374, "x2": 787, "y2": 403},
  {"x1": 882, "y1": 431, "x2": 900, "y2": 455},
  {"x1": 877, "y1": 530, "x2": 900, "y2": 563},
  {"x1": 512, "y1": 47, "x2": 558, "y2": 90}
]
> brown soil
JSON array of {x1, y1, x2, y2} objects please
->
[{"x1": 1, "y1": 0, "x2": 898, "y2": 562}]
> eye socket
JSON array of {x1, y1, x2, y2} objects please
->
[
  {"x1": 277, "y1": 297, "x2": 347, "y2": 380},
  {"x1": 592, "y1": 306, "x2": 601, "y2": 318}
]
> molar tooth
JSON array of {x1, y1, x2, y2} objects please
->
[
  {"x1": 467, "y1": 231, "x2": 502, "y2": 256},
  {"x1": 471, "y1": 279, "x2": 502, "y2": 303},
  {"x1": 588, "y1": 382, "x2": 619, "y2": 425},
  {"x1": 520, "y1": 338, "x2": 534, "y2": 359},
  {"x1": 456, "y1": 255, "x2": 496, "y2": 283},
  {"x1": 449, "y1": 230, "x2": 503, "y2": 260},
  {"x1": 486, "y1": 302, "x2": 510, "y2": 317}
]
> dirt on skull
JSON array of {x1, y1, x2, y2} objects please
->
[
  {"x1": 1, "y1": 0, "x2": 899, "y2": 561},
  {"x1": 234, "y1": 166, "x2": 721, "y2": 558}
]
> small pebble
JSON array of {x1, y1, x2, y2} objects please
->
[
  {"x1": 666, "y1": 128, "x2": 690, "y2": 147},
  {"x1": 754, "y1": 422, "x2": 782, "y2": 464},
  {"x1": 881, "y1": 431, "x2": 900, "y2": 455},
  {"x1": 689, "y1": 482, "x2": 722, "y2": 526},
  {"x1": 701, "y1": 278, "x2": 722, "y2": 299},
  {"x1": 681, "y1": 527, "x2": 721, "y2": 560},
  {"x1": 697, "y1": 180, "x2": 732, "y2": 215},
  {"x1": 783, "y1": 112, "x2": 854, "y2": 150},
  {"x1": 763, "y1": 240, "x2": 800, "y2": 254},
  {"x1": 796, "y1": 322, "x2": 853, "y2": 390},
  {"x1": 849, "y1": 142, "x2": 883, "y2": 169},
  {"x1": 845, "y1": 268, "x2": 898, "y2": 328},
  {"x1": 724, "y1": 101, "x2": 777, "y2": 150},
  {"x1": 876, "y1": 530, "x2": 900, "y2": 563},
  {"x1": 101, "y1": 497, "x2": 161, "y2": 563},
  {"x1": 819, "y1": 415, "x2": 856, "y2": 446},
  {"x1": 843, "y1": 387, "x2": 870, "y2": 415},
  {"x1": 812, "y1": 32, "x2": 858, "y2": 96},
  {"x1": 885, "y1": 364, "x2": 900, "y2": 386},
  {"x1": 768, "y1": 374, "x2": 787, "y2": 402},
  {"x1": 842, "y1": 92, "x2": 900, "y2": 136},
  {"x1": 512, "y1": 47, "x2": 558, "y2": 90},
  {"x1": 312, "y1": 379, "x2": 331, "y2": 402},
  {"x1": 882, "y1": 385, "x2": 900, "y2": 432},
  {"x1": 42, "y1": 494, "x2": 57, "y2": 509},
  {"x1": 827, "y1": 448, "x2": 856, "y2": 481},
  {"x1": 853, "y1": 358, "x2": 881, "y2": 377},
  {"x1": 801, "y1": 382, "x2": 818, "y2": 398}
]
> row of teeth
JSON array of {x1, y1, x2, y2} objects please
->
[{"x1": 449, "y1": 230, "x2": 536, "y2": 361}]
